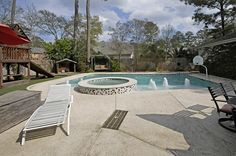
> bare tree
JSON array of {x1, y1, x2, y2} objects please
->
[
  {"x1": 161, "y1": 24, "x2": 175, "y2": 60},
  {"x1": 128, "y1": 19, "x2": 146, "y2": 43},
  {"x1": 0, "y1": 0, "x2": 24, "y2": 25},
  {"x1": 110, "y1": 22, "x2": 129, "y2": 67},
  {"x1": 0, "y1": 0, "x2": 11, "y2": 22},
  {"x1": 35, "y1": 10, "x2": 67, "y2": 40},
  {"x1": 144, "y1": 21, "x2": 159, "y2": 43},
  {"x1": 22, "y1": 4, "x2": 38, "y2": 39}
]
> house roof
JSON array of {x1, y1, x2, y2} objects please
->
[
  {"x1": 31, "y1": 47, "x2": 45, "y2": 54},
  {"x1": 10, "y1": 24, "x2": 30, "y2": 41},
  {"x1": 56, "y1": 58, "x2": 77, "y2": 64},
  {"x1": 0, "y1": 23, "x2": 30, "y2": 45},
  {"x1": 91, "y1": 54, "x2": 111, "y2": 60},
  {"x1": 93, "y1": 42, "x2": 134, "y2": 56}
]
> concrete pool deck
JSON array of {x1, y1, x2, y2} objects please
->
[{"x1": 0, "y1": 73, "x2": 236, "y2": 156}]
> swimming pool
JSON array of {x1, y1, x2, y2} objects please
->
[{"x1": 69, "y1": 73, "x2": 217, "y2": 90}]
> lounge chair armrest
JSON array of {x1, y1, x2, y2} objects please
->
[{"x1": 70, "y1": 95, "x2": 73, "y2": 104}]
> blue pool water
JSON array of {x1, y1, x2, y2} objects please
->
[{"x1": 69, "y1": 73, "x2": 217, "y2": 90}]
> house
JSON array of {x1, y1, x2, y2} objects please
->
[
  {"x1": 92, "y1": 42, "x2": 134, "y2": 71},
  {"x1": 94, "y1": 42, "x2": 134, "y2": 60},
  {"x1": 30, "y1": 47, "x2": 52, "y2": 72}
]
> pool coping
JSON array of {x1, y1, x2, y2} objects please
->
[
  {"x1": 78, "y1": 77, "x2": 137, "y2": 89},
  {"x1": 189, "y1": 73, "x2": 236, "y2": 86}
]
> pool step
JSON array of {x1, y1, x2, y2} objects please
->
[{"x1": 102, "y1": 110, "x2": 128, "y2": 130}]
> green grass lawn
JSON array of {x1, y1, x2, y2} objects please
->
[{"x1": 0, "y1": 75, "x2": 67, "y2": 96}]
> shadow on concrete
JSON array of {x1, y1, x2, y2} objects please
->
[
  {"x1": 16, "y1": 126, "x2": 57, "y2": 143},
  {"x1": 137, "y1": 104, "x2": 236, "y2": 156},
  {"x1": 187, "y1": 104, "x2": 209, "y2": 111},
  {"x1": 191, "y1": 89, "x2": 211, "y2": 94}
]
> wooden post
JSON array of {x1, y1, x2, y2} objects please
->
[
  {"x1": 0, "y1": 47, "x2": 3, "y2": 88},
  {"x1": 27, "y1": 48, "x2": 31, "y2": 80},
  {"x1": 17, "y1": 63, "x2": 20, "y2": 74},
  {"x1": 27, "y1": 62, "x2": 30, "y2": 80},
  {"x1": 93, "y1": 57, "x2": 96, "y2": 70},
  {"x1": 91, "y1": 57, "x2": 94, "y2": 70},
  {"x1": 56, "y1": 63, "x2": 59, "y2": 73},
  {"x1": 108, "y1": 60, "x2": 111, "y2": 71},
  {"x1": 6, "y1": 64, "x2": 10, "y2": 81},
  {"x1": 74, "y1": 64, "x2": 76, "y2": 72}
]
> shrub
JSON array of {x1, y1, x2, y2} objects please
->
[
  {"x1": 86, "y1": 68, "x2": 94, "y2": 73},
  {"x1": 77, "y1": 61, "x2": 88, "y2": 72},
  {"x1": 111, "y1": 60, "x2": 121, "y2": 72},
  {"x1": 204, "y1": 43, "x2": 236, "y2": 80}
]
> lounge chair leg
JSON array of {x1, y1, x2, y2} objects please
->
[
  {"x1": 67, "y1": 108, "x2": 71, "y2": 136},
  {"x1": 67, "y1": 117, "x2": 70, "y2": 136},
  {"x1": 21, "y1": 131, "x2": 26, "y2": 146}
]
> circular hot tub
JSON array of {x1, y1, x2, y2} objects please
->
[{"x1": 76, "y1": 77, "x2": 137, "y2": 95}]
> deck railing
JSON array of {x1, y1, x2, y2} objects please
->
[{"x1": 0, "y1": 46, "x2": 30, "y2": 62}]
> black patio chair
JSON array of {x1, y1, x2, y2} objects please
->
[
  {"x1": 208, "y1": 85, "x2": 236, "y2": 132},
  {"x1": 220, "y1": 82, "x2": 236, "y2": 103}
]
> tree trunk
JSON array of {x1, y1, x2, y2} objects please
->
[
  {"x1": 73, "y1": 0, "x2": 79, "y2": 56},
  {"x1": 11, "y1": 0, "x2": 16, "y2": 25},
  {"x1": 86, "y1": 0, "x2": 91, "y2": 64},
  {"x1": 134, "y1": 45, "x2": 139, "y2": 71},
  {"x1": 119, "y1": 51, "x2": 121, "y2": 69},
  {"x1": 220, "y1": 1, "x2": 225, "y2": 36}
]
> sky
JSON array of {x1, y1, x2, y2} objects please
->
[{"x1": 17, "y1": 0, "x2": 203, "y2": 41}]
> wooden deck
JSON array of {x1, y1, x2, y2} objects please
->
[
  {"x1": 1, "y1": 46, "x2": 30, "y2": 63},
  {"x1": 0, "y1": 45, "x2": 31, "y2": 88},
  {"x1": 0, "y1": 90, "x2": 41, "y2": 133}
]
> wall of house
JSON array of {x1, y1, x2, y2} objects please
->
[
  {"x1": 109, "y1": 54, "x2": 133, "y2": 71},
  {"x1": 134, "y1": 57, "x2": 191, "y2": 72},
  {"x1": 157, "y1": 58, "x2": 190, "y2": 71},
  {"x1": 31, "y1": 53, "x2": 53, "y2": 72},
  {"x1": 20, "y1": 53, "x2": 53, "y2": 76}
]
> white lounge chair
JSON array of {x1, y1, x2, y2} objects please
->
[{"x1": 21, "y1": 84, "x2": 73, "y2": 145}]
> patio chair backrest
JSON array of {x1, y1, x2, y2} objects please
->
[
  {"x1": 208, "y1": 85, "x2": 227, "y2": 113},
  {"x1": 220, "y1": 82, "x2": 236, "y2": 99},
  {"x1": 46, "y1": 84, "x2": 71, "y2": 103}
]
